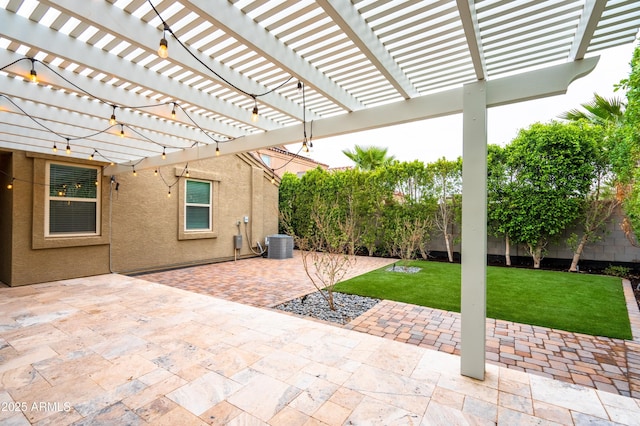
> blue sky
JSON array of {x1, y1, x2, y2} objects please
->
[{"x1": 293, "y1": 43, "x2": 637, "y2": 168}]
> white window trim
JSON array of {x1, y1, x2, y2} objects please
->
[
  {"x1": 184, "y1": 178, "x2": 212, "y2": 232},
  {"x1": 45, "y1": 160, "x2": 101, "y2": 238}
]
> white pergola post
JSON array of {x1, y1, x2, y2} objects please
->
[{"x1": 460, "y1": 80, "x2": 488, "y2": 380}]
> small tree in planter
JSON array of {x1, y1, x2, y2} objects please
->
[{"x1": 288, "y1": 195, "x2": 357, "y2": 311}]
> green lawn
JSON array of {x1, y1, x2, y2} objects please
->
[{"x1": 334, "y1": 260, "x2": 632, "y2": 340}]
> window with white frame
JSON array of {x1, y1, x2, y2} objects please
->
[
  {"x1": 46, "y1": 162, "x2": 100, "y2": 236},
  {"x1": 185, "y1": 179, "x2": 212, "y2": 231}
]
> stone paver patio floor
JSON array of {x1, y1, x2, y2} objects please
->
[
  {"x1": 2, "y1": 273, "x2": 640, "y2": 425},
  {"x1": 140, "y1": 252, "x2": 640, "y2": 400}
]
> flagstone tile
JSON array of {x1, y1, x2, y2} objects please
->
[
  {"x1": 69, "y1": 401, "x2": 142, "y2": 426},
  {"x1": 288, "y1": 377, "x2": 339, "y2": 415},
  {"x1": 529, "y1": 373, "x2": 608, "y2": 419},
  {"x1": 462, "y1": 396, "x2": 498, "y2": 422},
  {"x1": 430, "y1": 386, "x2": 465, "y2": 410},
  {"x1": 498, "y1": 406, "x2": 561, "y2": 426},
  {"x1": 226, "y1": 411, "x2": 269, "y2": 426},
  {"x1": 346, "y1": 396, "x2": 421, "y2": 425},
  {"x1": 0, "y1": 345, "x2": 58, "y2": 375},
  {"x1": 312, "y1": 400, "x2": 352, "y2": 425},
  {"x1": 250, "y1": 350, "x2": 311, "y2": 382},
  {"x1": 422, "y1": 400, "x2": 493, "y2": 426},
  {"x1": 88, "y1": 354, "x2": 157, "y2": 390},
  {"x1": 343, "y1": 364, "x2": 433, "y2": 415},
  {"x1": 199, "y1": 400, "x2": 244, "y2": 425},
  {"x1": 121, "y1": 374, "x2": 187, "y2": 411},
  {"x1": 133, "y1": 397, "x2": 177, "y2": 423},
  {"x1": 166, "y1": 371, "x2": 242, "y2": 416},
  {"x1": 226, "y1": 373, "x2": 302, "y2": 422},
  {"x1": 268, "y1": 406, "x2": 310, "y2": 426},
  {"x1": 200, "y1": 346, "x2": 261, "y2": 377},
  {"x1": 132, "y1": 406, "x2": 202, "y2": 426},
  {"x1": 436, "y1": 372, "x2": 499, "y2": 404},
  {"x1": 532, "y1": 400, "x2": 573, "y2": 425},
  {"x1": 498, "y1": 390, "x2": 534, "y2": 415},
  {"x1": 34, "y1": 352, "x2": 112, "y2": 387}
]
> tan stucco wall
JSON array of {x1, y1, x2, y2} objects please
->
[
  {"x1": 4, "y1": 151, "x2": 111, "y2": 286},
  {"x1": 0, "y1": 150, "x2": 278, "y2": 285},
  {"x1": 109, "y1": 154, "x2": 279, "y2": 274},
  {"x1": 0, "y1": 152, "x2": 13, "y2": 285}
]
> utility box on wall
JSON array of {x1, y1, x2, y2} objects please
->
[
  {"x1": 234, "y1": 235, "x2": 242, "y2": 250},
  {"x1": 267, "y1": 234, "x2": 293, "y2": 259}
]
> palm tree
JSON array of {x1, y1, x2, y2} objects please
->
[
  {"x1": 559, "y1": 93, "x2": 625, "y2": 126},
  {"x1": 342, "y1": 145, "x2": 395, "y2": 171},
  {"x1": 560, "y1": 93, "x2": 625, "y2": 271}
]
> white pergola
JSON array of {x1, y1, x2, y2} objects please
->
[{"x1": 1, "y1": 0, "x2": 639, "y2": 380}]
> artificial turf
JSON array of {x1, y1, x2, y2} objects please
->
[{"x1": 333, "y1": 260, "x2": 632, "y2": 340}]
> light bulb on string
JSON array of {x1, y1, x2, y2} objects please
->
[
  {"x1": 120, "y1": 124, "x2": 125, "y2": 138},
  {"x1": 271, "y1": 172, "x2": 275, "y2": 185},
  {"x1": 132, "y1": 166, "x2": 137, "y2": 176},
  {"x1": 65, "y1": 139, "x2": 71, "y2": 155},
  {"x1": 185, "y1": 167, "x2": 190, "y2": 178},
  {"x1": 158, "y1": 25, "x2": 169, "y2": 58},
  {"x1": 29, "y1": 59, "x2": 37, "y2": 84},
  {"x1": 162, "y1": 147, "x2": 166, "y2": 160},
  {"x1": 171, "y1": 103, "x2": 176, "y2": 119},
  {"x1": 251, "y1": 96, "x2": 259, "y2": 122},
  {"x1": 7, "y1": 178, "x2": 14, "y2": 190},
  {"x1": 302, "y1": 140, "x2": 309, "y2": 153},
  {"x1": 89, "y1": 150, "x2": 96, "y2": 160},
  {"x1": 110, "y1": 106, "x2": 117, "y2": 125},
  {"x1": 215, "y1": 143, "x2": 220, "y2": 157},
  {"x1": 52, "y1": 142, "x2": 57, "y2": 153},
  {"x1": 297, "y1": 80, "x2": 303, "y2": 94},
  {"x1": 167, "y1": 188, "x2": 171, "y2": 198},
  {"x1": 154, "y1": 169, "x2": 158, "y2": 177}
]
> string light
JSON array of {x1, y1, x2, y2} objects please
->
[
  {"x1": 271, "y1": 172, "x2": 275, "y2": 185},
  {"x1": 65, "y1": 139, "x2": 71, "y2": 155},
  {"x1": 215, "y1": 143, "x2": 220, "y2": 156},
  {"x1": 167, "y1": 188, "x2": 171, "y2": 198},
  {"x1": 52, "y1": 142, "x2": 57, "y2": 153},
  {"x1": 185, "y1": 166, "x2": 190, "y2": 178},
  {"x1": 7, "y1": 177, "x2": 14, "y2": 190},
  {"x1": 251, "y1": 97, "x2": 259, "y2": 123},
  {"x1": 132, "y1": 166, "x2": 137, "y2": 176},
  {"x1": 89, "y1": 149, "x2": 97, "y2": 160},
  {"x1": 1, "y1": 60, "x2": 231, "y2": 162},
  {"x1": 171, "y1": 103, "x2": 176, "y2": 119},
  {"x1": 297, "y1": 80, "x2": 303, "y2": 93},
  {"x1": 302, "y1": 140, "x2": 309, "y2": 153},
  {"x1": 158, "y1": 24, "x2": 169, "y2": 58},
  {"x1": 110, "y1": 105, "x2": 117, "y2": 125},
  {"x1": 162, "y1": 147, "x2": 166, "y2": 160},
  {"x1": 29, "y1": 59, "x2": 37, "y2": 84},
  {"x1": 154, "y1": 169, "x2": 158, "y2": 176}
]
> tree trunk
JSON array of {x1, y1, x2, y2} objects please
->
[
  {"x1": 444, "y1": 233, "x2": 453, "y2": 262},
  {"x1": 532, "y1": 252, "x2": 541, "y2": 268},
  {"x1": 505, "y1": 234, "x2": 511, "y2": 266},
  {"x1": 569, "y1": 234, "x2": 589, "y2": 272},
  {"x1": 527, "y1": 242, "x2": 545, "y2": 269}
]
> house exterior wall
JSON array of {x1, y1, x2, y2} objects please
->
[
  {"x1": 4, "y1": 151, "x2": 111, "y2": 286},
  {"x1": 0, "y1": 152, "x2": 13, "y2": 284},
  {"x1": 0, "y1": 150, "x2": 278, "y2": 286},
  {"x1": 109, "y1": 154, "x2": 279, "y2": 274}
]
